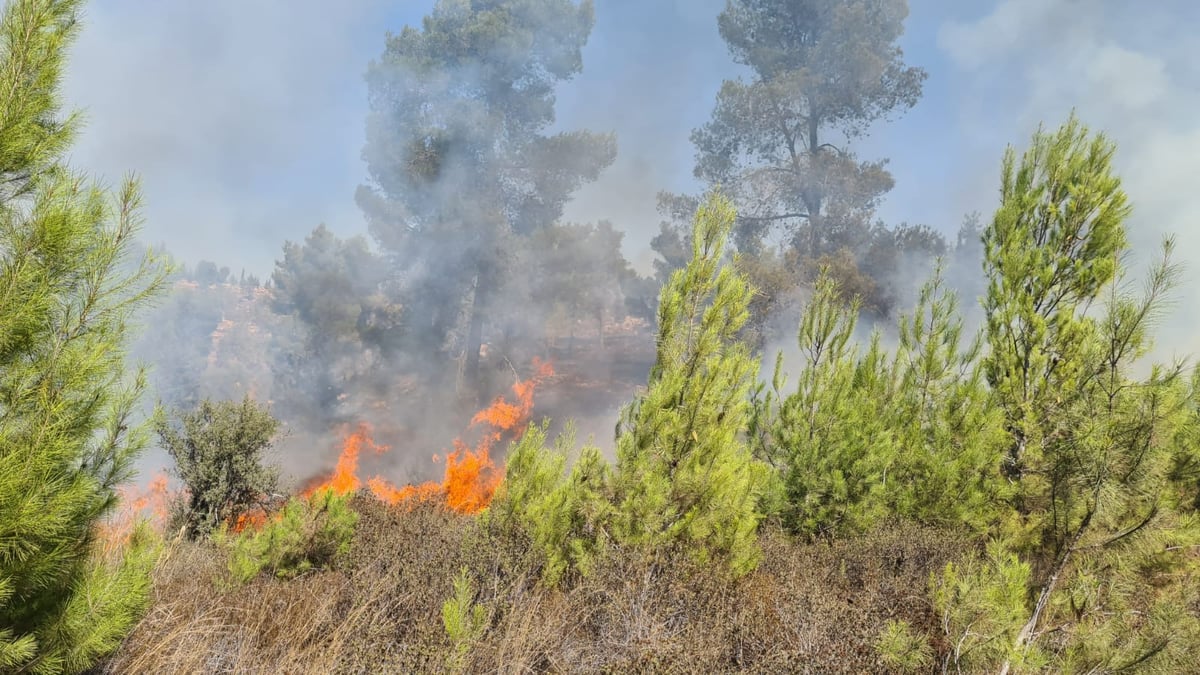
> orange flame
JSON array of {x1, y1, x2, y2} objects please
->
[
  {"x1": 307, "y1": 359, "x2": 555, "y2": 514},
  {"x1": 304, "y1": 426, "x2": 390, "y2": 497},
  {"x1": 367, "y1": 477, "x2": 441, "y2": 505},
  {"x1": 98, "y1": 472, "x2": 172, "y2": 555},
  {"x1": 440, "y1": 438, "x2": 501, "y2": 513},
  {"x1": 231, "y1": 508, "x2": 268, "y2": 533},
  {"x1": 472, "y1": 358, "x2": 554, "y2": 431}
]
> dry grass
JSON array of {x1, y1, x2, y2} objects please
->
[
  {"x1": 96, "y1": 497, "x2": 473, "y2": 673},
  {"x1": 96, "y1": 499, "x2": 967, "y2": 674},
  {"x1": 453, "y1": 522, "x2": 964, "y2": 674}
]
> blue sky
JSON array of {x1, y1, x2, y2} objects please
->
[{"x1": 63, "y1": 0, "x2": 1200, "y2": 351}]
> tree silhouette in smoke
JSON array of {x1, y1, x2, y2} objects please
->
[
  {"x1": 659, "y1": 0, "x2": 942, "y2": 320},
  {"x1": 357, "y1": 0, "x2": 616, "y2": 394}
]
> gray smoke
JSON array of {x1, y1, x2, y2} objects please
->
[
  {"x1": 936, "y1": 0, "x2": 1200, "y2": 360},
  {"x1": 60, "y1": 0, "x2": 1200, "y2": 485}
]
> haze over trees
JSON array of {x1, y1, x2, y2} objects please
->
[
  {"x1": 270, "y1": 224, "x2": 395, "y2": 424},
  {"x1": 656, "y1": 0, "x2": 949, "y2": 337},
  {"x1": 698, "y1": 0, "x2": 924, "y2": 251},
  {"x1": 356, "y1": 0, "x2": 617, "y2": 395},
  {"x1": 5, "y1": 0, "x2": 1200, "y2": 672}
]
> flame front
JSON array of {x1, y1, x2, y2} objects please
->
[
  {"x1": 98, "y1": 472, "x2": 172, "y2": 555},
  {"x1": 304, "y1": 426, "x2": 389, "y2": 497},
  {"x1": 232, "y1": 509, "x2": 268, "y2": 533},
  {"x1": 309, "y1": 358, "x2": 554, "y2": 514}
]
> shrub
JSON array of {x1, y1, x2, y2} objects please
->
[
  {"x1": 612, "y1": 192, "x2": 770, "y2": 576},
  {"x1": 930, "y1": 540, "x2": 1030, "y2": 672},
  {"x1": 155, "y1": 396, "x2": 280, "y2": 539},
  {"x1": 497, "y1": 193, "x2": 770, "y2": 583},
  {"x1": 224, "y1": 489, "x2": 357, "y2": 583},
  {"x1": 980, "y1": 114, "x2": 1200, "y2": 671},
  {"x1": 441, "y1": 567, "x2": 487, "y2": 673},
  {"x1": 490, "y1": 421, "x2": 612, "y2": 586},
  {"x1": 755, "y1": 266, "x2": 1007, "y2": 538},
  {"x1": 876, "y1": 620, "x2": 933, "y2": 672}
]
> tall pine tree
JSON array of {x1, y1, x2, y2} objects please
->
[
  {"x1": 612, "y1": 192, "x2": 769, "y2": 576},
  {"x1": 0, "y1": 0, "x2": 170, "y2": 671},
  {"x1": 357, "y1": 0, "x2": 615, "y2": 394},
  {"x1": 693, "y1": 0, "x2": 925, "y2": 256},
  {"x1": 656, "y1": 0, "x2": 935, "y2": 320}
]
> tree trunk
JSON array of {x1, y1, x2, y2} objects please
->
[
  {"x1": 999, "y1": 512, "x2": 1092, "y2": 675},
  {"x1": 807, "y1": 112, "x2": 822, "y2": 258},
  {"x1": 464, "y1": 272, "x2": 489, "y2": 401}
]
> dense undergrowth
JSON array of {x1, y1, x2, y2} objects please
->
[
  {"x1": 97, "y1": 156, "x2": 1200, "y2": 672},
  {"x1": 97, "y1": 499, "x2": 967, "y2": 673}
]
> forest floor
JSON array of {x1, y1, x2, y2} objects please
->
[{"x1": 96, "y1": 496, "x2": 965, "y2": 674}]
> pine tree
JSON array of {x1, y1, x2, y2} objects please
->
[
  {"x1": 0, "y1": 0, "x2": 170, "y2": 671},
  {"x1": 982, "y1": 113, "x2": 1129, "y2": 482},
  {"x1": 492, "y1": 421, "x2": 611, "y2": 586},
  {"x1": 759, "y1": 273, "x2": 891, "y2": 535},
  {"x1": 885, "y1": 265, "x2": 1008, "y2": 531},
  {"x1": 357, "y1": 0, "x2": 615, "y2": 392},
  {"x1": 611, "y1": 192, "x2": 769, "y2": 576},
  {"x1": 693, "y1": 0, "x2": 925, "y2": 256},
  {"x1": 981, "y1": 115, "x2": 1200, "y2": 673},
  {"x1": 654, "y1": 0, "x2": 937, "y2": 318},
  {"x1": 756, "y1": 265, "x2": 1006, "y2": 537}
]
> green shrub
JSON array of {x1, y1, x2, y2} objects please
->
[
  {"x1": 491, "y1": 421, "x2": 612, "y2": 586},
  {"x1": 876, "y1": 620, "x2": 933, "y2": 673},
  {"x1": 755, "y1": 266, "x2": 1008, "y2": 538},
  {"x1": 495, "y1": 193, "x2": 770, "y2": 582},
  {"x1": 979, "y1": 114, "x2": 1200, "y2": 672},
  {"x1": 155, "y1": 396, "x2": 281, "y2": 539},
  {"x1": 612, "y1": 192, "x2": 770, "y2": 577},
  {"x1": 930, "y1": 540, "x2": 1031, "y2": 672},
  {"x1": 441, "y1": 567, "x2": 487, "y2": 673},
  {"x1": 224, "y1": 488, "x2": 357, "y2": 583},
  {"x1": 4, "y1": 524, "x2": 162, "y2": 675}
]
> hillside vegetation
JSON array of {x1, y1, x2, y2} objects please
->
[
  {"x1": 103, "y1": 172, "x2": 1200, "y2": 673},
  {"x1": 3, "y1": 0, "x2": 1199, "y2": 673}
]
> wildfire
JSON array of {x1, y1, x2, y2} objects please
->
[
  {"x1": 472, "y1": 358, "x2": 555, "y2": 431},
  {"x1": 231, "y1": 507, "x2": 269, "y2": 533},
  {"x1": 98, "y1": 360, "x2": 555, "y2": 541},
  {"x1": 306, "y1": 358, "x2": 554, "y2": 514},
  {"x1": 304, "y1": 428, "x2": 390, "y2": 497},
  {"x1": 98, "y1": 472, "x2": 172, "y2": 556}
]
